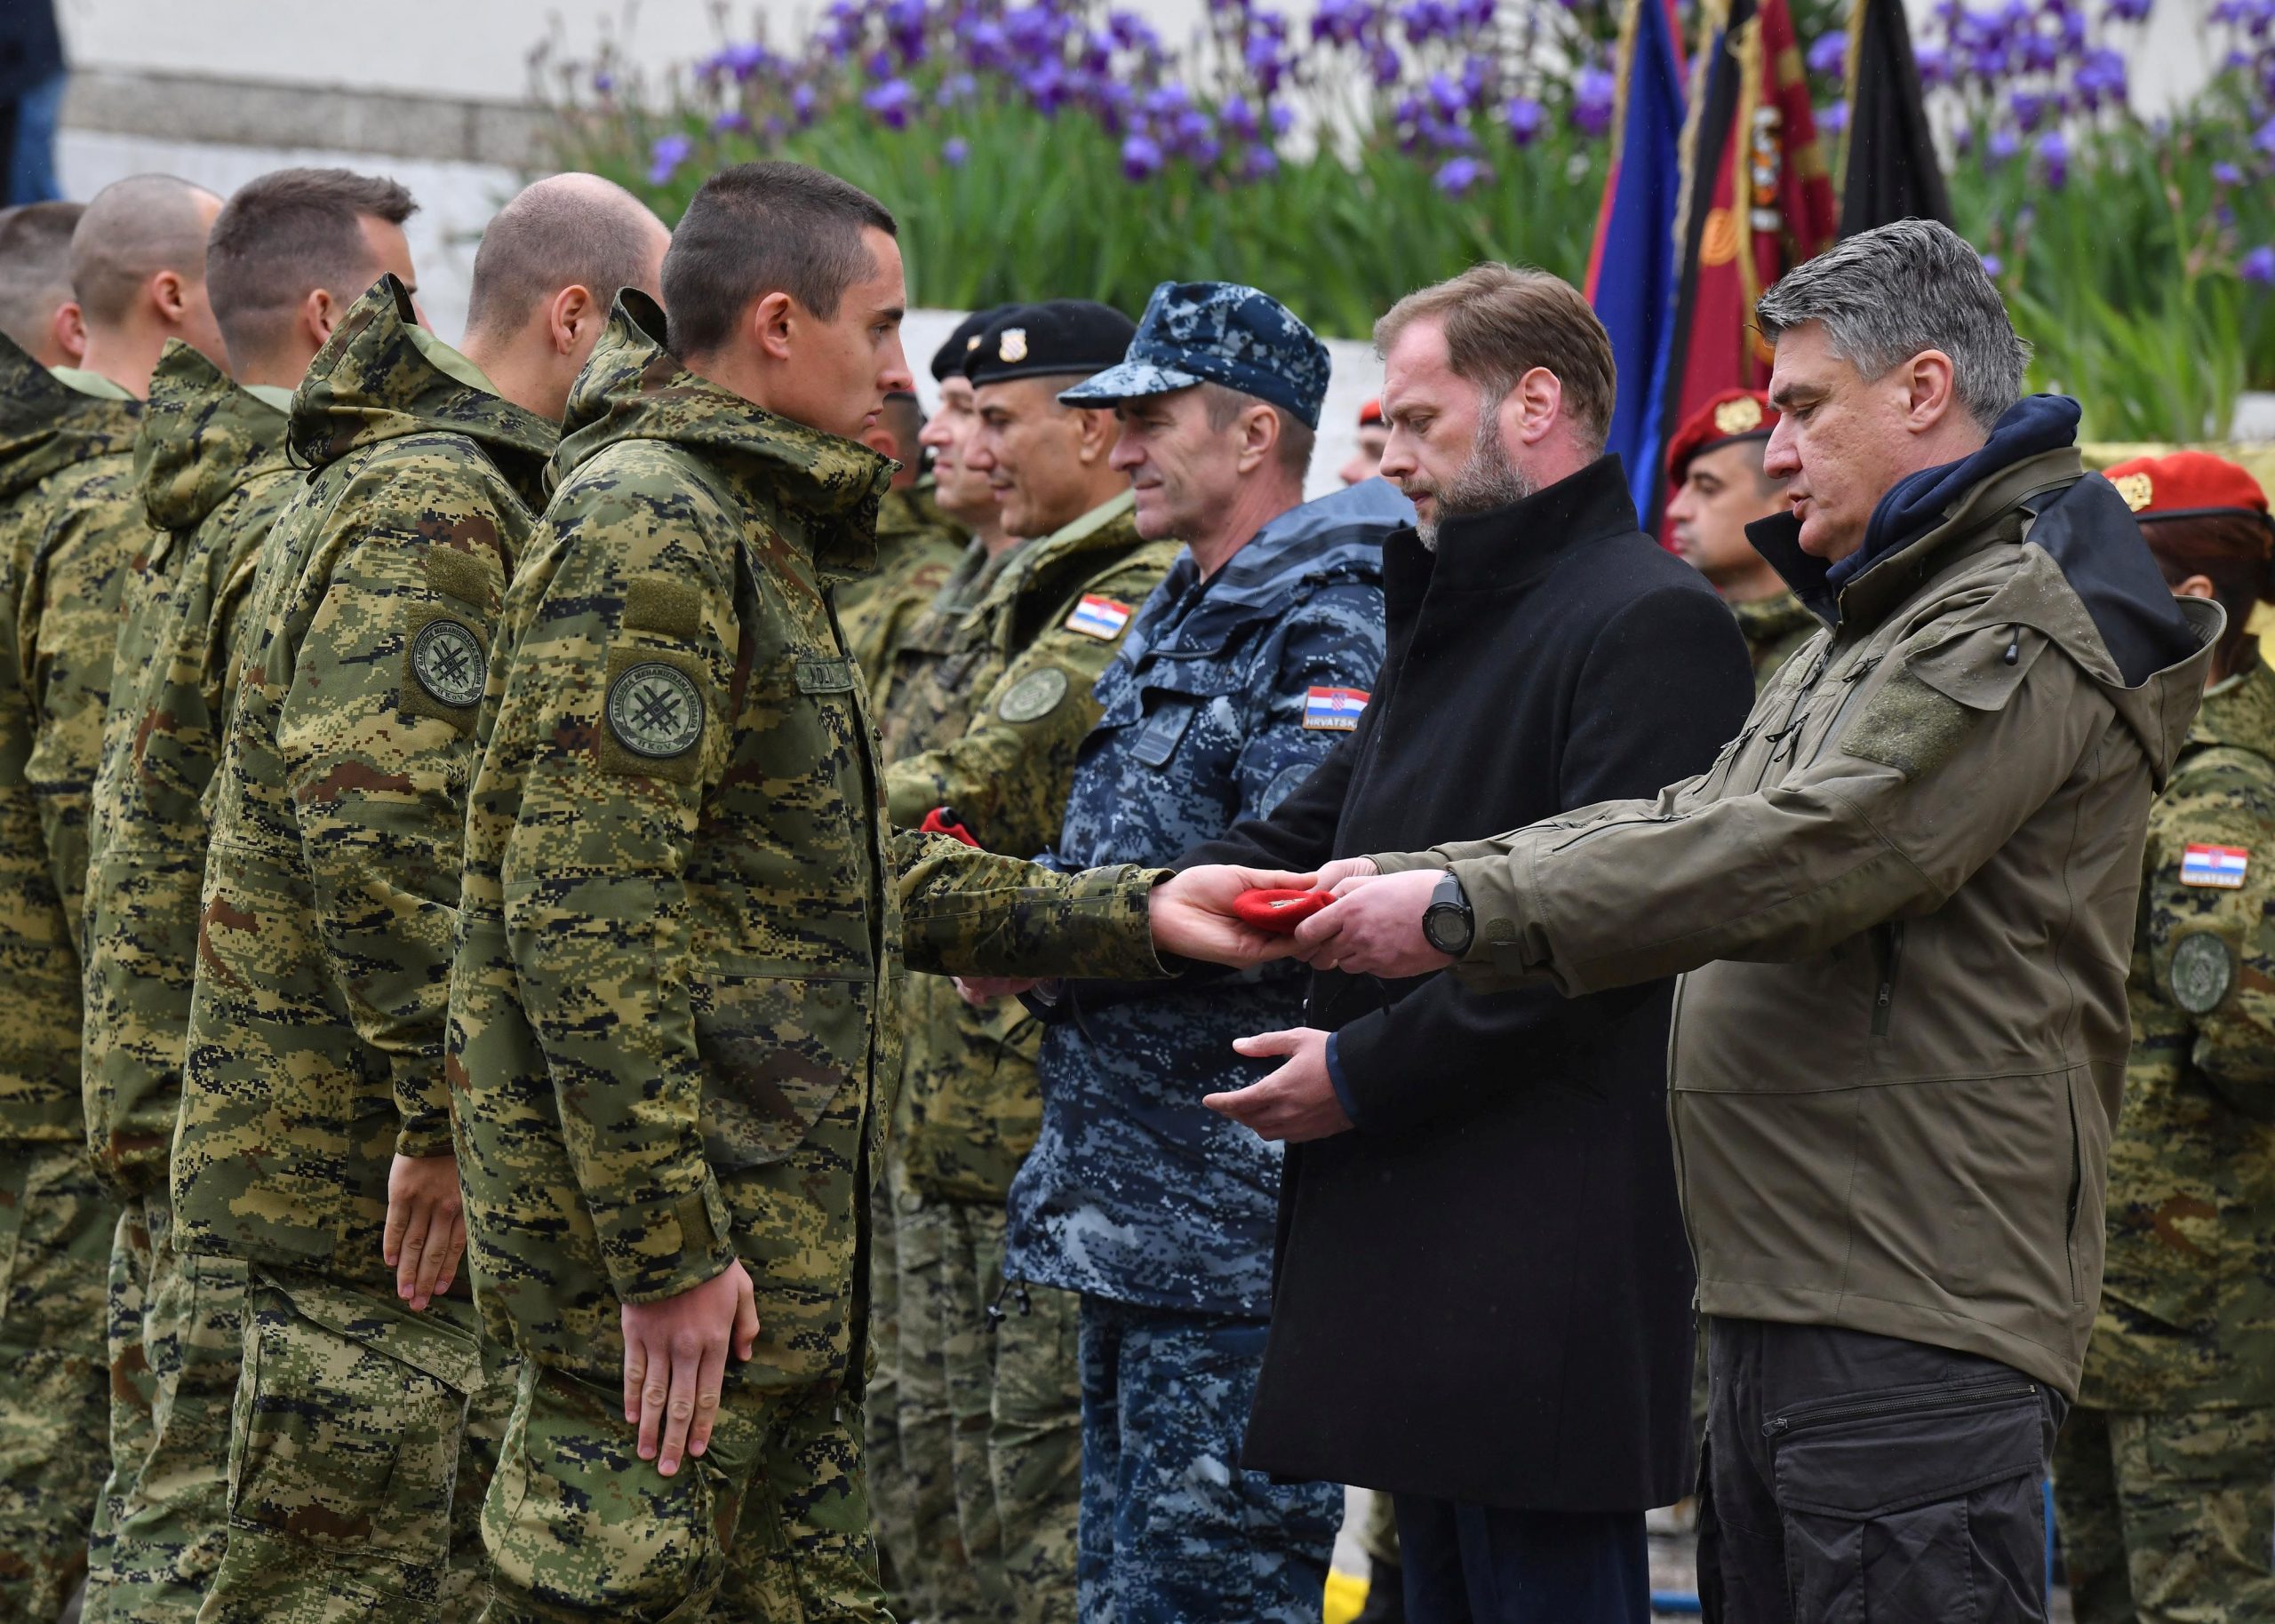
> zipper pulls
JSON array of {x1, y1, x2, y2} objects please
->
[{"x1": 985, "y1": 1278, "x2": 1034, "y2": 1331}]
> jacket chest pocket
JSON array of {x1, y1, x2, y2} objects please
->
[
  {"x1": 710, "y1": 653, "x2": 874, "y2": 908},
  {"x1": 695, "y1": 967, "x2": 874, "y2": 1172},
  {"x1": 1130, "y1": 698, "x2": 1199, "y2": 768}
]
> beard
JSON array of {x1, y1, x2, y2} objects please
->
[{"x1": 1412, "y1": 410, "x2": 1537, "y2": 551}]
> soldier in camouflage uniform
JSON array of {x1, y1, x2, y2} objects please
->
[
  {"x1": 992, "y1": 280, "x2": 1399, "y2": 1624},
  {"x1": 0, "y1": 172, "x2": 222, "y2": 1621},
  {"x1": 80, "y1": 168, "x2": 424, "y2": 1624},
  {"x1": 873, "y1": 301, "x2": 1177, "y2": 1624},
  {"x1": 1664, "y1": 388, "x2": 1816, "y2": 691},
  {"x1": 2055, "y1": 451, "x2": 2275, "y2": 1624},
  {"x1": 839, "y1": 389, "x2": 966, "y2": 695},
  {"x1": 444, "y1": 165, "x2": 1227, "y2": 1624}
]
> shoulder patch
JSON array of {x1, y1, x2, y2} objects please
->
[
  {"x1": 2169, "y1": 931, "x2": 2236, "y2": 1015},
  {"x1": 626, "y1": 577, "x2": 705, "y2": 640},
  {"x1": 605, "y1": 655, "x2": 705, "y2": 768},
  {"x1": 1066, "y1": 594, "x2": 1133, "y2": 641},
  {"x1": 1840, "y1": 668, "x2": 1973, "y2": 781},
  {"x1": 2181, "y1": 844, "x2": 2249, "y2": 888},
  {"x1": 1303, "y1": 687, "x2": 1369, "y2": 731},
  {"x1": 402, "y1": 609, "x2": 487, "y2": 728},
  {"x1": 423, "y1": 545, "x2": 493, "y2": 609},
  {"x1": 1260, "y1": 760, "x2": 1316, "y2": 816},
  {"x1": 998, "y1": 665, "x2": 1070, "y2": 723}
]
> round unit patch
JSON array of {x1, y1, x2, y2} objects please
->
[
  {"x1": 606, "y1": 661, "x2": 705, "y2": 760},
  {"x1": 2169, "y1": 931, "x2": 2234, "y2": 1015},
  {"x1": 998, "y1": 666, "x2": 1069, "y2": 723},
  {"x1": 411, "y1": 618, "x2": 487, "y2": 709}
]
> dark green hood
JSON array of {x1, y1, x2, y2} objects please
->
[
  {"x1": 0, "y1": 329, "x2": 140, "y2": 505},
  {"x1": 552, "y1": 290, "x2": 893, "y2": 578},
  {"x1": 290, "y1": 275, "x2": 556, "y2": 509},
  {"x1": 136, "y1": 340, "x2": 293, "y2": 534}
]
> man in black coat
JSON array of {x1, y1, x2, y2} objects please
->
[{"x1": 1184, "y1": 265, "x2": 1754, "y2": 1624}]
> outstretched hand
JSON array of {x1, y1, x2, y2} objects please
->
[
  {"x1": 622, "y1": 1261, "x2": 761, "y2": 1478},
  {"x1": 1148, "y1": 864, "x2": 1320, "y2": 967}
]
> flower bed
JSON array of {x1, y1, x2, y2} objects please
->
[{"x1": 535, "y1": 0, "x2": 2275, "y2": 441}]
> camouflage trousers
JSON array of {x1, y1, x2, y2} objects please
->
[
  {"x1": 82, "y1": 1192, "x2": 247, "y2": 1623},
  {"x1": 1076, "y1": 1297, "x2": 1341, "y2": 1624},
  {"x1": 864, "y1": 1167, "x2": 918, "y2": 1618},
  {"x1": 2054, "y1": 1402, "x2": 2275, "y2": 1624},
  {"x1": 0, "y1": 1140, "x2": 116, "y2": 1621},
  {"x1": 197, "y1": 1266, "x2": 507, "y2": 1623}
]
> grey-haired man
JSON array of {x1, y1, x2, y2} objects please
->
[{"x1": 1250, "y1": 218, "x2": 2221, "y2": 1622}]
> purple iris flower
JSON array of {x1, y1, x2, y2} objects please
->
[
  {"x1": 713, "y1": 109, "x2": 752, "y2": 134},
  {"x1": 2255, "y1": 115, "x2": 2275, "y2": 157},
  {"x1": 1806, "y1": 33, "x2": 1846, "y2": 76},
  {"x1": 2242, "y1": 244, "x2": 2275, "y2": 284},
  {"x1": 1980, "y1": 251, "x2": 2004, "y2": 276},
  {"x1": 2215, "y1": 160, "x2": 2245, "y2": 184},
  {"x1": 792, "y1": 83, "x2": 819, "y2": 124},
  {"x1": 1505, "y1": 94, "x2": 1545, "y2": 144},
  {"x1": 1268, "y1": 100, "x2": 1295, "y2": 134},
  {"x1": 943, "y1": 135, "x2": 970, "y2": 166},
  {"x1": 1987, "y1": 125, "x2": 2022, "y2": 161},
  {"x1": 1428, "y1": 71, "x2": 1468, "y2": 117},
  {"x1": 2074, "y1": 45, "x2": 2127, "y2": 104},
  {"x1": 1916, "y1": 43, "x2": 1953, "y2": 84},
  {"x1": 1571, "y1": 65, "x2": 1616, "y2": 136},
  {"x1": 863, "y1": 77, "x2": 917, "y2": 127},
  {"x1": 937, "y1": 72, "x2": 977, "y2": 104},
  {"x1": 2037, "y1": 128, "x2": 2070, "y2": 185},
  {"x1": 1122, "y1": 132, "x2": 1166, "y2": 179},
  {"x1": 1022, "y1": 62, "x2": 1072, "y2": 114},
  {"x1": 722, "y1": 43, "x2": 770, "y2": 81},
  {"x1": 961, "y1": 18, "x2": 1010, "y2": 68},
  {"x1": 2019, "y1": 28, "x2": 2060, "y2": 68},
  {"x1": 648, "y1": 133, "x2": 692, "y2": 186},
  {"x1": 1820, "y1": 99, "x2": 1850, "y2": 133},
  {"x1": 593, "y1": 69, "x2": 616, "y2": 93},
  {"x1": 1369, "y1": 43, "x2": 1404, "y2": 84},
  {"x1": 1246, "y1": 33, "x2": 1287, "y2": 91},
  {"x1": 1399, "y1": 0, "x2": 1457, "y2": 43},
  {"x1": 1223, "y1": 96, "x2": 1262, "y2": 139},
  {"x1": 2011, "y1": 87, "x2": 2051, "y2": 129},
  {"x1": 1242, "y1": 144, "x2": 1281, "y2": 179},
  {"x1": 2103, "y1": 0, "x2": 2151, "y2": 16},
  {"x1": 1433, "y1": 155, "x2": 1489, "y2": 194}
]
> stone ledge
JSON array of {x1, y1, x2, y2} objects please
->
[{"x1": 60, "y1": 67, "x2": 548, "y2": 168}]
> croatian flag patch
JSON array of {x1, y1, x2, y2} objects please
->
[
  {"x1": 1303, "y1": 687, "x2": 1369, "y2": 731},
  {"x1": 2182, "y1": 844, "x2": 2250, "y2": 888},
  {"x1": 1066, "y1": 594, "x2": 1133, "y2": 641}
]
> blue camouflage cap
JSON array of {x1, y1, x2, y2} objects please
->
[{"x1": 1058, "y1": 280, "x2": 1332, "y2": 430}]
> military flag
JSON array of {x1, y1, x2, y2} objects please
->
[{"x1": 1839, "y1": 0, "x2": 1954, "y2": 232}]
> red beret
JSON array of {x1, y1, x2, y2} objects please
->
[
  {"x1": 2102, "y1": 450, "x2": 2271, "y2": 524},
  {"x1": 1665, "y1": 389, "x2": 1780, "y2": 484},
  {"x1": 1358, "y1": 396, "x2": 1384, "y2": 427}
]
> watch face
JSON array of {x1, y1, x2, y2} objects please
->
[{"x1": 1424, "y1": 902, "x2": 1471, "y2": 955}]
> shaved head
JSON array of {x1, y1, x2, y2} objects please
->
[
  {"x1": 0, "y1": 202, "x2": 84, "y2": 361},
  {"x1": 71, "y1": 175, "x2": 223, "y2": 330},
  {"x1": 463, "y1": 172, "x2": 670, "y2": 344}
]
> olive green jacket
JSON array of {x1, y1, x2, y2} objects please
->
[
  {"x1": 82, "y1": 343, "x2": 299, "y2": 1196},
  {"x1": 0, "y1": 334, "x2": 142, "y2": 1151},
  {"x1": 1377, "y1": 446, "x2": 2220, "y2": 1396},
  {"x1": 172, "y1": 276, "x2": 557, "y2": 1285}
]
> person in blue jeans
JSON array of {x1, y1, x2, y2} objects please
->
[
  {"x1": 2, "y1": 2, "x2": 65, "y2": 205},
  {"x1": 962, "y1": 280, "x2": 1408, "y2": 1623}
]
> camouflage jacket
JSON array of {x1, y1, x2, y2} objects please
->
[
  {"x1": 838, "y1": 481, "x2": 965, "y2": 701},
  {"x1": 82, "y1": 343, "x2": 299, "y2": 1197},
  {"x1": 2084, "y1": 650, "x2": 2275, "y2": 1411},
  {"x1": 443, "y1": 294, "x2": 1165, "y2": 1369},
  {"x1": 1730, "y1": 589, "x2": 1820, "y2": 694},
  {"x1": 172, "y1": 276, "x2": 557, "y2": 1286},
  {"x1": 1005, "y1": 478, "x2": 1401, "y2": 1316},
  {"x1": 0, "y1": 333, "x2": 143, "y2": 1150},
  {"x1": 880, "y1": 491, "x2": 1176, "y2": 1203}
]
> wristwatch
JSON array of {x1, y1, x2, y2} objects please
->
[{"x1": 1420, "y1": 870, "x2": 1475, "y2": 957}]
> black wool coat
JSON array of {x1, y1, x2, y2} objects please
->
[{"x1": 1183, "y1": 455, "x2": 1757, "y2": 1511}]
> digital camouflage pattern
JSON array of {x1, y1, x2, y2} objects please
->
[
  {"x1": 1007, "y1": 479, "x2": 1400, "y2": 1318},
  {"x1": 967, "y1": 1214, "x2": 1082, "y2": 1624},
  {"x1": 85, "y1": 340, "x2": 299, "y2": 1198},
  {"x1": 2057, "y1": 651, "x2": 2275, "y2": 1620},
  {"x1": 882, "y1": 488, "x2": 1177, "y2": 1204},
  {"x1": 0, "y1": 332, "x2": 143, "y2": 1620},
  {"x1": 1058, "y1": 280, "x2": 1334, "y2": 431},
  {"x1": 173, "y1": 274, "x2": 555, "y2": 1286},
  {"x1": 2053, "y1": 1401, "x2": 2275, "y2": 1624},
  {"x1": 81, "y1": 342, "x2": 297, "y2": 1622},
  {"x1": 197, "y1": 1267, "x2": 500, "y2": 1623},
  {"x1": 444, "y1": 292, "x2": 1165, "y2": 1620},
  {"x1": 1729, "y1": 589, "x2": 1820, "y2": 694},
  {"x1": 836, "y1": 481, "x2": 965, "y2": 699}
]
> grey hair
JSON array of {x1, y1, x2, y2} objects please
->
[
  {"x1": 1195, "y1": 380, "x2": 1314, "y2": 479},
  {"x1": 1754, "y1": 218, "x2": 2029, "y2": 430}
]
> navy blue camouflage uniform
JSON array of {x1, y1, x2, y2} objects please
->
[{"x1": 1006, "y1": 475, "x2": 1408, "y2": 1624}]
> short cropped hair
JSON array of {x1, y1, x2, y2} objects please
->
[
  {"x1": 1755, "y1": 219, "x2": 2028, "y2": 430},
  {"x1": 1198, "y1": 380, "x2": 1314, "y2": 479},
  {"x1": 0, "y1": 202, "x2": 84, "y2": 354},
  {"x1": 206, "y1": 168, "x2": 417, "y2": 366},
  {"x1": 71, "y1": 174, "x2": 223, "y2": 327},
  {"x1": 1374, "y1": 264, "x2": 1617, "y2": 455},
  {"x1": 464, "y1": 173, "x2": 667, "y2": 343},
  {"x1": 662, "y1": 161, "x2": 896, "y2": 358}
]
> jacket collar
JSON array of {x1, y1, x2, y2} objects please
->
[
  {"x1": 135, "y1": 340, "x2": 292, "y2": 535},
  {"x1": 0, "y1": 329, "x2": 140, "y2": 504},
  {"x1": 2189, "y1": 641, "x2": 2275, "y2": 756},
  {"x1": 551, "y1": 291, "x2": 892, "y2": 579},
  {"x1": 1387, "y1": 453, "x2": 1638, "y2": 605}
]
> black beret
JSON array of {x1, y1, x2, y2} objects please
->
[
  {"x1": 965, "y1": 299, "x2": 1137, "y2": 387},
  {"x1": 931, "y1": 303, "x2": 1014, "y2": 384}
]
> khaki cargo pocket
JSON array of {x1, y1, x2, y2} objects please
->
[
  {"x1": 695, "y1": 970, "x2": 873, "y2": 1173},
  {"x1": 1771, "y1": 1377, "x2": 2049, "y2": 1623}
]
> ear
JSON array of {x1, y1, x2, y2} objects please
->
[
  {"x1": 1235, "y1": 403, "x2": 1280, "y2": 475},
  {"x1": 1511, "y1": 366, "x2": 1562, "y2": 447},
  {"x1": 303, "y1": 287, "x2": 342, "y2": 349},
  {"x1": 51, "y1": 301, "x2": 86, "y2": 365},
  {"x1": 1074, "y1": 405, "x2": 1119, "y2": 464},
  {"x1": 547, "y1": 284, "x2": 597, "y2": 355},
  {"x1": 748, "y1": 291, "x2": 796, "y2": 363},
  {"x1": 2172, "y1": 573, "x2": 2218, "y2": 601},
  {"x1": 150, "y1": 268, "x2": 195, "y2": 330},
  {"x1": 1903, "y1": 350, "x2": 1960, "y2": 432}
]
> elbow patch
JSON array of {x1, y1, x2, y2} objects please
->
[{"x1": 1840, "y1": 625, "x2": 2046, "y2": 782}]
